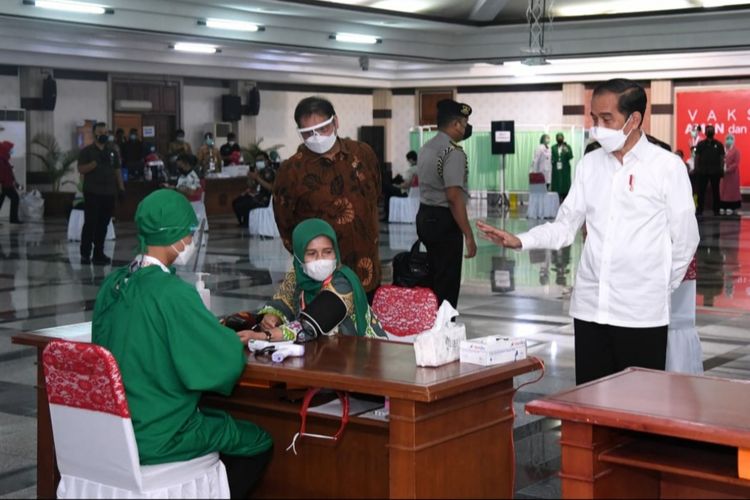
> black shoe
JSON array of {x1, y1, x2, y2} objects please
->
[
  {"x1": 92, "y1": 255, "x2": 112, "y2": 265},
  {"x1": 81, "y1": 256, "x2": 91, "y2": 265}
]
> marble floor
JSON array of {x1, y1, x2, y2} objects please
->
[{"x1": 1, "y1": 202, "x2": 749, "y2": 499}]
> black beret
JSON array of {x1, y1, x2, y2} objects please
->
[{"x1": 437, "y1": 99, "x2": 472, "y2": 118}]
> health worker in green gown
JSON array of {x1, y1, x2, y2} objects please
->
[
  {"x1": 550, "y1": 132, "x2": 574, "y2": 202},
  {"x1": 92, "y1": 189, "x2": 272, "y2": 499}
]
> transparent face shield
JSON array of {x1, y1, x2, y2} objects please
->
[{"x1": 297, "y1": 115, "x2": 336, "y2": 140}]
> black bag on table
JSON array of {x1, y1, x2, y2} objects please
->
[{"x1": 392, "y1": 240, "x2": 430, "y2": 288}]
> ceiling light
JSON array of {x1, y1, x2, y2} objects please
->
[
  {"x1": 371, "y1": 0, "x2": 431, "y2": 13},
  {"x1": 553, "y1": 0, "x2": 691, "y2": 17},
  {"x1": 331, "y1": 33, "x2": 381, "y2": 44},
  {"x1": 171, "y1": 42, "x2": 219, "y2": 54},
  {"x1": 24, "y1": 0, "x2": 112, "y2": 14},
  {"x1": 201, "y1": 18, "x2": 262, "y2": 32},
  {"x1": 701, "y1": 0, "x2": 750, "y2": 6}
]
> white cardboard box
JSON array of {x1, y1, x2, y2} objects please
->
[{"x1": 460, "y1": 336, "x2": 527, "y2": 366}]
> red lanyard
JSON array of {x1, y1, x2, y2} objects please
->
[{"x1": 286, "y1": 388, "x2": 350, "y2": 456}]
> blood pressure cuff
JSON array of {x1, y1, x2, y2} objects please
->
[
  {"x1": 296, "y1": 290, "x2": 348, "y2": 343},
  {"x1": 221, "y1": 311, "x2": 258, "y2": 332}
]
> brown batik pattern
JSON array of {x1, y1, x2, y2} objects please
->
[{"x1": 273, "y1": 137, "x2": 382, "y2": 292}]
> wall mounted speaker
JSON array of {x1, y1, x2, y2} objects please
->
[
  {"x1": 221, "y1": 94, "x2": 242, "y2": 122},
  {"x1": 42, "y1": 75, "x2": 57, "y2": 111},
  {"x1": 247, "y1": 86, "x2": 260, "y2": 116}
]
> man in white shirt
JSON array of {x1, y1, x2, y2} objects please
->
[{"x1": 477, "y1": 79, "x2": 699, "y2": 385}]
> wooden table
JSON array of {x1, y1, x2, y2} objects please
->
[
  {"x1": 526, "y1": 367, "x2": 750, "y2": 499},
  {"x1": 13, "y1": 325, "x2": 541, "y2": 499},
  {"x1": 115, "y1": 176, "x2": 247, "y2": 220}
]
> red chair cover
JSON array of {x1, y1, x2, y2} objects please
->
[
  {"x1": 43, "y1": 340, "x2": 130, "y2": 418},
  {"x1": 372, "y1": 285, "x2": 438, "y2": 337}
]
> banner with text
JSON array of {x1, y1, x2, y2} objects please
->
[{"x1": 676, "y1": 89, "x2": 750, "y2": 187}]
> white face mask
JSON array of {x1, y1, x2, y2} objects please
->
[
  {"x1": 303, "y1": 258, "x2": 337, "y2": 282},
  {"x1": 591, "y1": 115, "x2": 633, "y2": 153},
  {"x1": 171, "y1": 239, "x2": 197, "y2": 266},
  {"x1": 299, "y1": 116, "x2": 337, "y2": 155},
  {"x1": 255, "y1": 160, "x2": 266, "y2": 170}
]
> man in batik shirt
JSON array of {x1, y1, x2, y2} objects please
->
[{"x1": 273, "y1": 96, "x2": 382, "y2": 297}]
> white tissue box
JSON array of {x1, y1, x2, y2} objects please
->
[{"x1": 460, "y1": 336, "x2": 527, "y2": 366}]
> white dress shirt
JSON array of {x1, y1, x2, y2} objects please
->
[{"x1": 518, "y1": 133, "x2": 699, "y2": 328}]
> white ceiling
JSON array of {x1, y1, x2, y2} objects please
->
[{"x1": 1, "y1": 0, "x2": 750, "y2": 86}]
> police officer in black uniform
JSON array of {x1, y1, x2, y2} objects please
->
[{"x1": 416, "y1": 99, "x2": 477, "y2": 307}]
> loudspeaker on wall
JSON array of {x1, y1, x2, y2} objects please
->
[{"x1": 221, "y1": 94, "x2": 242, "y2": 122}]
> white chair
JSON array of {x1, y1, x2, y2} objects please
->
[
  {"x1": 191, "y1": 199, "x2": 209, "y2": 233},
  {"x1": 43, "y1": 340, "x2": 230, "y2": 499},
  {"x1": 248, "y1": 196, "x2": 280, "y2": 237},
  {"x1": 67, "y1": 210, "x2": 116, "y2": 241},
  {"x1": 526, "y1": 184, "x2": 547, "y2": 219},
  {"x1": 543, "y1": 192, "x2": 560, "y2": 219},
  {"x1": 372, "y1": 286, "x2": 438, "y2": 344},
  {"x1": 666, "y1": 261, "x2": 703, "y2": 374},
  {"x1": 388, "y1": 187, "x2": 420, "y2": 224}
]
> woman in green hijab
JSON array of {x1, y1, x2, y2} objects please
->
[{"x1": 243, "y1": 218, "x2": 386, "y2": 342}]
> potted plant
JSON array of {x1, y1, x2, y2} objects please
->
[
  {"x1": 30, "y1": 133, "x2": 79, "y2": 217},
  {"x1": 242, "y1": 138, "x2": 284, "y2": 164}
]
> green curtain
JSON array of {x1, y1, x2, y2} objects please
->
[{"x1": 409, "y1": 128, "x2": 586, "y2": 191}]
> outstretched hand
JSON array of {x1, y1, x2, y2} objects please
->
[{"x1": 476, "y1": 220, "x2": 522, "y2": 249}]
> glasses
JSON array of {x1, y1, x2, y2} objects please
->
[{"x1": 298, "y1": 115, "x2": 336, "y2": 140}]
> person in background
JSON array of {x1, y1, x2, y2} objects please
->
[
  {"x1": 694, "y1": 124, "x2": 725, "y2": 217},
  {"x1": 416, "y1": 99, "x2": 477, "y2": 308},
  {"x1": 232, "y1": 152, "x2": 275, "y2": 227},
  {"x1": 197, "y1": 132, "x2": 222, "y2": 177},
  {"x1": 114, "y1": 128, "x2": 126, "y2": 150},
  {"x1": 121, "y1": 128, "x2": 144, "y2": 177},
  {"x1": 720, "y1": 133, "x2": 741, "y2": 216},
  {"x1": 167, "y1": 129, "x2": 192, "y2": 178},
  {"x1": 399, "y1": 150, "x2": 419, "y2": 190},
  {"x1": 476, "y1": 78, "x2": 699, "y2": 385},
  {"x1": 163, "y1": 153, "x2": 203, "y2": 202},
  {"x1": 242, "y1": 218, "x2": 387, "y2": 342},
  {"x1": 532, "y1": 134, "x2": 552, "y2": 189},
  {"x1": 273, "y1": 96, "x2": 382, "y2": 299},
  {"x1": 381, "y1": 152, "x2": 410, "y2": 222},
  {"x1": 0, "y1": 141, "x2": 22, "y2": 224},
  {"x1": 144, "y1": 143, "x2": 167, "y2": 183},
  {"x1": 550, "y1": 132, "x2": 574, "y2": 202},
  {"x1": 92, "y1": 189, "x2": 272, "y2": 499},
  {"x1": 77, "y1": 121, "x2": 125, "y2": 265},
  {"x1": 220, "y1": 132, "x2": 242, "y2": 166}
]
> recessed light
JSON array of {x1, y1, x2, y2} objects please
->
[
  {"x1": 171, "y1": 42, "x2": 220, "y2": 54},
  {"x1": 200, "y1": 18, "x2": 263, "y2": 32},
  {"x1": 331, "y1": 32, "x2": 381, "y2": 44},
  {"x1": 24, "y1": 0, "x2": 113, "y2": 15}
]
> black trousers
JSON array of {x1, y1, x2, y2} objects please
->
[
  {"x1": 232, "y1": 194, "x2": 268, "y2": 225},
  {"x1": 0, "y1": 186, "x2": 20, "y2": 222},
  {"x1": 696, "y1": 173, "x2": 722, "y2": 215},
  {"x1": 80, "y1": 192, "x2": 115, "y2": 259},
  {"x1": 221, "y1": 448, "x2": 273, "y2": 499},
  {"x1": 574, "y1": 319, "x2": 668, "y2": 385},
  {"x1": 416, "y1": 204, "x2": 464, "y2": 308}
]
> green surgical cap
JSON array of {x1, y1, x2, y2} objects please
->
[{"x1": 135, "y1": 189, "x2": 198, "y2": 250}]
